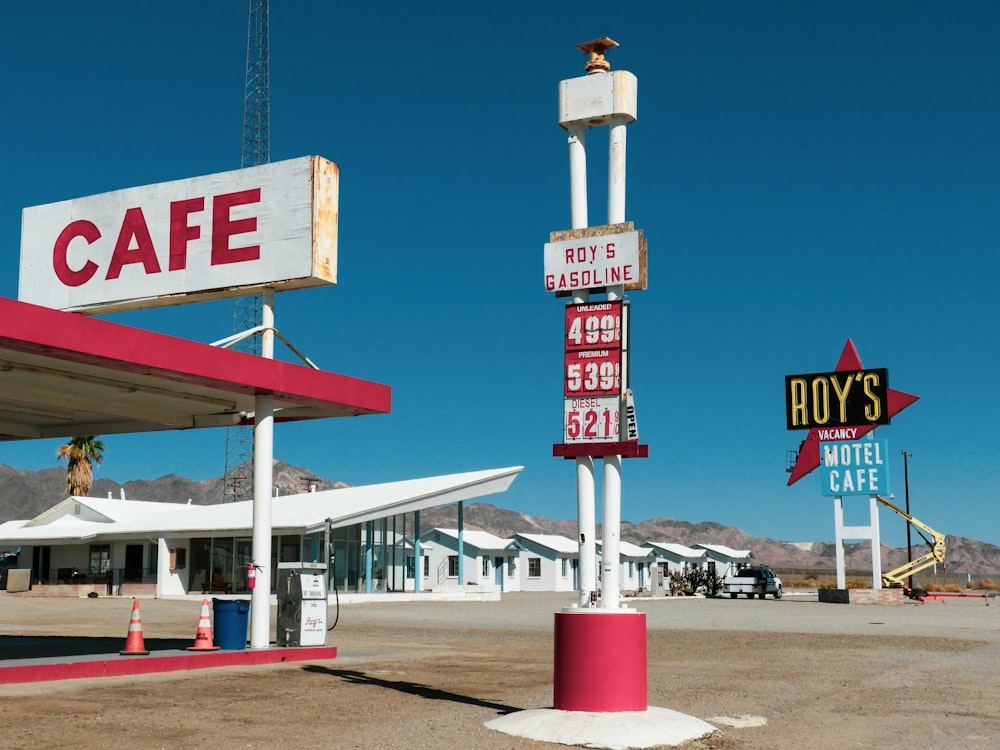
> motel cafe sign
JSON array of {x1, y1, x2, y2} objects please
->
[
  {"x1": 819, "y1": 439, "x2": 890, "y2": 496},
  {"x1": 19, "y1": 156, "x2": 339, "y2": 314}
]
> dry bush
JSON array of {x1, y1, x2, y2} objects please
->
[
  {"x1": 924, "y1": 582, "x2": 963, "y2": 592},
  {"x1": 786, "y1": 578, "x2": 825, "y2": 589},
  {"x1": 976, "y1": 578, "x2": 998, "y2": 591}
]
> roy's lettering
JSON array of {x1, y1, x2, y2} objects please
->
[{"x1": 785, "y1": 368, "x2": 889, "y2": 430}]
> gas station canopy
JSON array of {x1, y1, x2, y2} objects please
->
[{"x1": 0, "y1": 297, "x2": 391, "y2": 442}]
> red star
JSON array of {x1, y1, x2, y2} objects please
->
[{"x1": 786, "y1": 339, "x2": 918, "y2": 486}]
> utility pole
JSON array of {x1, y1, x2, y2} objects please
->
[{"x1": 902, "y1": 450, "x2": 913, "y2": 589}]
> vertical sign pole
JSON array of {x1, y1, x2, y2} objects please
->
[
  {"x1": 833, "y1": 495, "x2": 847, "y2": 589},
  {"x1": 601, "y1": 114, "x2": 628, "y2": 609},
  {"x1": 568, "y1": 122, "x2": 597, "y2": 608},
  {"x1": 869, "y1": 494, "x2": 882, "y2": 589}
]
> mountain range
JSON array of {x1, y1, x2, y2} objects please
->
[{"x1": 2, "y1": 461, "x2": 998, "y2": 577}]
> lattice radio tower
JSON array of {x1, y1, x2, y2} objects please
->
[{"x1": 223, "y1": 0, "x2": 270, "y2": 502}]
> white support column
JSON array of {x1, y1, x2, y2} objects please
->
[
  {"x1": 249, "y1": 291, "x2": 275, "y2": 649},
  {"x1": 833, "y1": 495, "x2": 847, "y2": 589},
  {"x1": 608, "y1": 115, "x2": 627, "y2": 225},
  {"x1": 413, "y1": 510, "x2": 422, "y2": 593},
  {"x1": 601, "y1": 454, "x2": 622, "y2": 609},
  {"x1": 869, "y1": 494, "x2": 882, "y2": 589},
  {"x1": 250, "y1": 391, "x2": 273, "y2": 648},
  {"x1": 568, "y1": 122, "x2": 598, "y2": 607},
  {"x1": 457, "y1": 501, "x2": 465, "y2": 585},
  {"x1": 576, "y1": 456, "x2": 597, "y2": 606},
  {"x1": 568, "y1": 125, "x2": 588, "y2": 229}
]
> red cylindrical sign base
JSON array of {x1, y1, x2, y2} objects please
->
[{"x1": 553, "y1": 610, "x2": 647, "y2": 712}]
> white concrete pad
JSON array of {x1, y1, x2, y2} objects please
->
[
  {"x1": 709, "y1": 714, "x2": 768, "y2": 728},
  {"x1": 484, "y1": 706, "x2": 717, "y2": 749}
]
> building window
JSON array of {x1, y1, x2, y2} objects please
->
[
  {"x1": 448, "y1": 555, "x2": 459, "y2": 577},
  {"x1": 560, "y1": 557, "x2": 568, "y2": 577},
  {"x1": 89, "y1": 545, "x2": 111, "y2": 575},
  {"x1": 628, "y1": 561, "x2": 635, "y2": 577},
  {"x1": 528, "y1": 557, "x2": 541, "y2": 578},
  {"x1": 405, "y1": 555, "x2": 415, "y2": 580},
  {"x1": 424, "y1": 556, "x2": 429, "y2": 578},
  {"x1": 482, "y1": 556, "x2": 490, "y2": 576},
  {"x1": 508, "y1": 557, "x2": 517, "y2": 578}
]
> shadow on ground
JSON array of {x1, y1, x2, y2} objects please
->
[
  {"x1": 0, "y1": 636, "x2": 193, "y2": 660},
  {"x1": 302, "y1": 665, "x2": 523, "y2": 716}
]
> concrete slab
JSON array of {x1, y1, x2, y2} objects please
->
[{"x1": 484, "y1": 706, "x2": 717, "y2": 749}]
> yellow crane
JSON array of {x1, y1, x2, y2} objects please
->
[{"x1": 875, "y1": 494, "x2": 946, "y2": 591}]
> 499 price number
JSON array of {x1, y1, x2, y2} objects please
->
[
  {"x1": 565, "y1": 397, "x2": 620, "y2": 443},
  {"x1": 565, "y1": 301, "x2": 623, "y2": 351}
]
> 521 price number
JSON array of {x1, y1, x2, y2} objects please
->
[{"x1": 565, "y1": 398, "x2": 620, "y2": 442}]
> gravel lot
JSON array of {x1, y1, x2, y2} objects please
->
[{"x1": 1, "y1": 591, "x2": 998, "y2": 749}]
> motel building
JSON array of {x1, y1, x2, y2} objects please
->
[{"x1": 0, "y1": 468, "x2": 520, "y2": 598}]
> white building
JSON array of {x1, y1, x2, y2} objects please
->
[
  {"x1": 0, "y1": 467, "x2": 521, "y2": 598},
  {"x1": 510, "y1": 533, "x2": 578, "y2": 593},
  {"x1": 598, "y1": 540, "x2": 652, "y2": 594},
  {"x1": 419, "y1": 528, "x2": 520, "y2": 592},
  {"x1": 644, "y1": 542, "x2": 709, "y2": 576},
  {"x1": 695, "y1": 543, "x2": 754, "y2": 578}
]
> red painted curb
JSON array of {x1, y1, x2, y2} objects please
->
[{"x1": 0, "y1": 646, "x2": 337, "y2": 685}]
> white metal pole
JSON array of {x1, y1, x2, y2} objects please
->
[
  {"x1": 569, "y1": 125, "x2": 588, "y2": 229},
  {"x1": 608, "y1": 116, "x2": 627, "y2": 225},
  {"x1": 834, "y1": 495, "x2": 846, "y2": 589},
  {"x1": 601, "y1": 454, "x2": 622, "y2": 609},
  {"x1": 870, "y1": 494, "x2": 882, "y2": 589},
  {"x1": 568, "y1": 122, "x2": 598, "y2": 607},
  {"x1": 601, "y1": 114, "x2": 628, "y2": 611},
  {"x1": 576, "y1": 456, "x2": 596, "y2": 606},
  {"x1": 250, "y1": 291, "x2": 275, "y2": 649}
]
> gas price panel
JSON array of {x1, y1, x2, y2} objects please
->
[{"x1": 563, "y1": 301, "x2": 629, "y2": 443}]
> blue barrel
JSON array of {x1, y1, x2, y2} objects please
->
[{"x1": 213, "y1": 598, "x2": 250, "y2": 650}]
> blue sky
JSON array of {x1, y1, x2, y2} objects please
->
[{"x1": 2, "y1": 2, "x2": 999, "y2": 549}]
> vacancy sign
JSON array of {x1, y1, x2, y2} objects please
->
[
  {"x1": 544, "y1": 226, "x2": 644, "y2": 294},
  {"x1": 19, "y1": 155, "x2": 339, "y2": 314},
  {"x1": 820, "y1": 439, "x2": 891, "y2": 496}
]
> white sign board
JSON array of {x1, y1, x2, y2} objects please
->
[
  {"x1": 19, "y1": 156, "x2": 339, "y2": 313},
  {"x1": 544, "y1": 230, "x2": 640, "y2": 293}
]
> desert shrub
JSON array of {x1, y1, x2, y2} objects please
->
[
  {"x1": 975, "y1": 578, "x2": 998, "y2": 591},
  {"x1": 786, "y1": 577, "x2": 825, "y2": 589},
  {"x1": 924, "y1": 582, "x2": 962, "y2": 592}
]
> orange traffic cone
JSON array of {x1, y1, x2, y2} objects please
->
[
  {"x1": 187, "y1": 598, "x2": 221, "y2": 651},
  {"x1": 120, "y1": 599, "x2": 149, "y2": 655}
]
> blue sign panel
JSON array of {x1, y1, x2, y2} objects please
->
[{"x1": 819, "y1": 439, "x2": 890, "y2": 496}]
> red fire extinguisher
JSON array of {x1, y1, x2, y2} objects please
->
[{"x1": 247, "y1": 563, "x2": 257, "y2": 589}]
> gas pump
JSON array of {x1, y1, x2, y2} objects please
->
[{"x1": 276, "y1": 562, "x2": 328, "y2": 646}]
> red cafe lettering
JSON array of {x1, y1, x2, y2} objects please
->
[{"x1": 52, "y1": 188, "x2": 261, "y2": 287}]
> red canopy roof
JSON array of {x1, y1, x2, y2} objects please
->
[{"x1": 0, "y1": 297, "x2": 391, "y2": 441}]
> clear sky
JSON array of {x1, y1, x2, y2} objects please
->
[{"x1": 2, "y1": 2, "x2": 999, "y2": 548}]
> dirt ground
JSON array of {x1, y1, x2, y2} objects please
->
[{"x1": 0, "y1": 591, "x2": 998, "y2": 749}]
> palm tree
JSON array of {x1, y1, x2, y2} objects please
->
[{"x1": 56, "y1": 436, "x2": 105, "y2": 497}]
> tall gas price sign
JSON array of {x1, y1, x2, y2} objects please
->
[{"x1": 541, "y1": 39, "x2": 658, "y2": 722}]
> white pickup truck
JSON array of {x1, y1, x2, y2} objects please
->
[{"x1": 723, "y1": 564, "x2": 783, "y2": 599}]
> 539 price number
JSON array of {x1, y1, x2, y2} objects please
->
[
  {"x1": 565, "y1": 397, "x2": 620, "y2": 443},
  {"x1": 564, "y1": 350, "x2": 622, "y2": 397}
]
